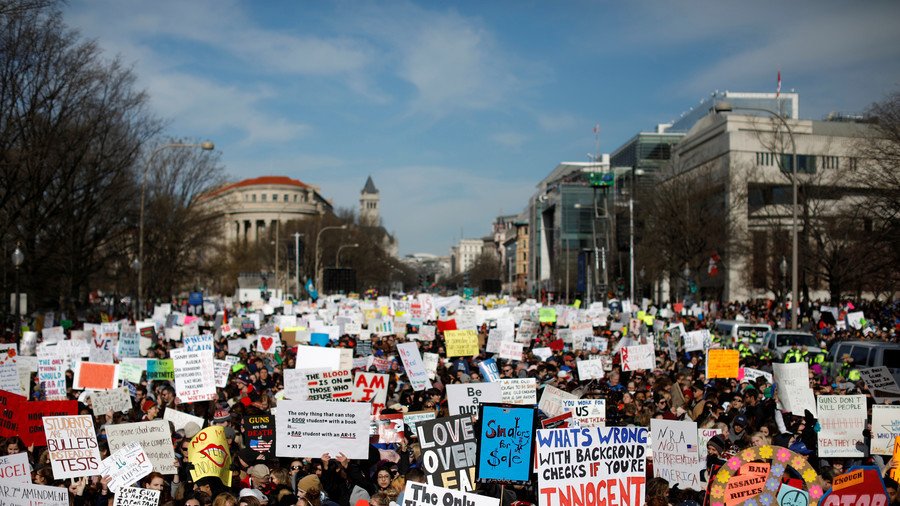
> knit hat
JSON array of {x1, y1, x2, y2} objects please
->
[
  {"x1": 297, "y1": 474, "x2": 321, "y2": 493},
  {"x1": 212, "y1": 408, "x2": 230, "y2": 423},
  {"x1": 183, "y1": 422, "x2": 201, "y2": 439},
  {"x1": 707, "y1": 434, "x2": 728, "y2": 454},
  {"x1": 141, "y1": 399, "x2": 156, "y2": 413}
]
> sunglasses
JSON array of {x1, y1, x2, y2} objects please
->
[{"x1": 291, "y1": 466, "x2": 301, "y2": 470}]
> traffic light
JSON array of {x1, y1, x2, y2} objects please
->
[{"x1": 589, "y1": 171, "x2": 614, "y2": 188}]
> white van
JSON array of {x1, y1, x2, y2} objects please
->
[{"x1": 714, "y1": 320, "x2": 772, "y2": 347}]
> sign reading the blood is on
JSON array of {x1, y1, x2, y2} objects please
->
[{"x1": 304, "y1": 369, "x2": 353, "y2": 401}]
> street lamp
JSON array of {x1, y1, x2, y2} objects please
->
[
  {"x1": 314, "y1": 224, "x2": 348, "y2": 293},
  {"x1": 11, "y1": 244, "x2": 23, "y2": 338},
  {"x1": 714, "y1": 101, "x2": 798, "y2": 329},
  {"x1": 683, "y1": 266, "x2": 690, "y2": 302},
  {"x1": 137, "y1": 141, "x2": 214, "y2": 319},
  {"x1": 780, "y1": 256, "x2": 788, "y2": 323},
  {"x1": 336, "y1": 243, "x2": 359, "y2": 268}
]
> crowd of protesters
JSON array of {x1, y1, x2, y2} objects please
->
[{"x1": 1, "y1": 295, "x2": 898, "y2": 506}]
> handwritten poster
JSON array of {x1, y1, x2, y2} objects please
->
[
  {"x1": 114, "y1": 487, "x2": 160, "y2": 506},
  {"x1": 90, "y1": 387, "x2": 132, "y2": 415},
  {"x1": 773, "y1": 362, "x2": 816, "y2": 417},
  {"x1": 560, "y1": 399, "x2": 606, "y2": 428},
  {"x1": 0, "y1": 452, "x2": 32, "y2": 483},
  {"x1": 0, "y1": 482, "x2": 69, "y2": 506},
  {"x1": 447, "y1": 383, "x2": 501, "y2": 418},
  {"x1": 871, "y1": 405, "x2": 900, "y2": 455},
  {"x1": 620, "y1": 344, "x2": 655, "y2": 372},
  {"x1": 303, "y1": 370, "x2": 354, "y2": 401},
  {"x1": 444, "y1": 330, "x2": 479, "y2": 357},
  {"x1": 651, "y1": 419, "x2": 702, "y2": 491},
  {"x1": 187, "y1": 426, "x2": 232, "y2": 486},
  {"x1": 475, "y1": 404, "x2": 536, "y2": 484},
  {"x1": 397, "y1": 342, "x2": 433, "y2": 391},
  {"x1": 106, "y1": 420, "x2": 176, "y2": 475},
  {"x1": 99, "y1": 441, "x2": 153, "y2": 493},
  {"x1": 817, "y1": 395, "x2": 866, "y2": 457},
  {"x1": 44, "y1": 414, "x2": 101, "y2": 479},
  {"x1": 169, "y1": 348, "x2": 215, "y2": 403},
  {"x1": 416, "y1": 415, "x2": 478, "y2": 491},
  {"x1": 402, "y1": 482, "x2": 498, "y2": 506},
  {"x1": 707, "y1": 349, "x2": 740, "y2": 379}
]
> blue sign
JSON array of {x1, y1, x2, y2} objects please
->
[
  {"x1": 479, "y1": 358, "x2": 500, "y2": 382},
  {"x1": 310, "y1": 333, "x2": 330, "y2": 347},
  {"x1": 189, "y1": 291, "x2": 203, "y2": 306},
  {"x1": 475, "y1": 404, "x2": 536, "y2": 485},
  {"x1": 305, "y1": 279, "x2": 319, "y2": 301}
]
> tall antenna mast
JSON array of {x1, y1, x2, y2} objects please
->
[{"x1": 593, "y1": 123, "x2": 601, "y2": 162}]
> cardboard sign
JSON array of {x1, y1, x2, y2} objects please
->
[
  {"x1": 0, "y1": 482, "x2": 69, "y2": 506},
  {"x1": 99, "y1": 441, "x2": 153, "y2": 493},
  {"x1": 44, "y1": 414, "x2": 101, "y2": 479},
  {"x1": 304, "y1": 369, "x2": 354, "y2": 401},
  {"x1": 651, "y1": 419, "x2": 702, "y2": 491},
  {"x1": 0, "y1": 452, "x2": 32, "y2": 483},
  {"x1": 106, "y1": 420, "x2": 176, "y2": 475},
  {"x1": 817, "y1": 395, "x2": 866, "y2": 457},
  {"x1": 188, "y1": 425, "x2": 232, "y2": 486},
  {"x1": 707, "y1": 349, "x2": 740, "y2": 379},
  {"x1": 560, "y1": 399, "x2": 606, "y2": 428},
  {"x1": 499, "y1": 341, "x2": 524, "y2": 362},
  {"x1": 37, "y1": 354, "x2": 67, "y2": 401},
  {"x1": 351, "y1": 372, "x2": 389, "y2": 412},
  {"x1": 73, "y1": 361, "x2": 119, "y2": 390},
  {"x1": 90, "y1": 387, "x2": 132, "y2": 415},
  {"x1": 859, "y1": 367, "x2": 900, "y2": 394},
  {"x1": 146, "y1": 359, "x2": 174, "y2": 381},
  {"x1": 821, "y1": 467, "x2": 889, "y2": 506},
  {"x1": 499, "y1": 378, "x2": 537, "y2": 405},
  {"x1": 397, "y1": 342, "x2": 433, "y2": 392},
  {"x1": 576, "y1": 358, "x2": 606, "y2": 380},
  {"x1": 871, "y1": 405, "x2": 900, "y2": 455},
  {"x1": 20, "y1": 400, "x2": 78, "y2": 447},
  {"x1": 444, "y1": 330, "x2": 479, "y2": 357},
  {"x1": 114, "y1": 487, "x2": 160, "y2": 506},
  {"x1": 773, "y1": 362, "x2": 816, "y2": 417},
  {"x1": 244, "y1": 415, "x2": 275, "y2": 458},
  {"x1": 447, "y1": 383, "x2": 501, "y2": 418},
  {"x1": 402, "y1": 482, "x2": 498, "y2": 506},
  {"x1": 538, "y1": 385, "x2": 577, "y2": 418},
  {"x1": 620, "y1": 344, "x2": 655, "y2": 372},
  {"x1": 475, "y1": 403, "x2": 536, "y2": 484},
  {"x1": 170, "y1": 348, "x2": 216, "y2": 403},
  {"x1": 683, "y1": 329, "x2": 708, "y2": 352},
  {"x1": 416, "y1": 415, "x2": 478, "y2": 491},
  {"x1": 162, "y1": 408, "x2": 205, "y2": 432},
  {"x1": 536, "y1": 426, "x2": 648, "y2": 506},
  {"x1": 275, "y1": 400, "x2": 370, "y2": 459}
]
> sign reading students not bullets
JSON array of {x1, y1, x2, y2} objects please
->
[{"x1": 536, "y1": 426, "x2": 648, "y2": 506}]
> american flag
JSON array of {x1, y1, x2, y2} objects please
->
[{"x1": 776, "y1": 70, "x2": 782, "y2": 98}]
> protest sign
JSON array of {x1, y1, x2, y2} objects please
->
[
  {"x1": 499, "y1": 341, "x2": 524, "y2": 362},
  {"x1": 0, "y1": 482, "x2": 69, "y2": 506},
  {"x1": 560, "y1": 399, "x2": 606, "y2": 428},
  {"x1": 119, "y1": 359, "x2": 145, "y2": 384},
  {"x1": 576, "y1": 358, "x2": 605, "y2": 380},
  {"x1": 499, "y1": 378, "x2": 537, "y2": 405},
  {"x1": 683, "y1": 329, "x2": 708, "y2": 352},
  {"x1": 445, "y1": 330, "x2": 479, "y2": 357},
  {"x1": 90, "y1": 387, "x2": 132, "y2": 415},
  {"x1": 295, "y1": 345, "x2": 342, "y2": 371},
  {"x1": 620, "y1": 344, "x2": 655, "y2": 372},
  {"x1": 187, "y1": 425, "x2": 231, "y2": 486},
  {"x1": 73, "y1": 361, "x2": 119, "y2": 390},
  {"x1": 416, "y1": 415, "x2": 477, "y2": 492},
  {"x1": 724, "y1": 467, "x2": 768, "y2": 506},
  {"x1": 742, "y1": 368, "x2": 774, "y2": 385},
  {"x1": 351, "y1": 372, "x2": 389, "y2": 412},
  {"x1": 859, "y1": 367, "x2": 900, "y2": 394},
  {"x1": 99, "y1": 441, "x2": 153, "y2": 493},
  {"x1": 170, "y1": 348, "x2": 216, "y2": 403},
  {"x1": 820, "y1": 467, "x2": 889, "y2": 506},
  {"x1": 20, "y1": 399, "x2": 77, "y2": 447},
  {"x1": 244, "y1": 415, "x2": 275, "y2": 457},
  {"x1": 516, "y1": 320, "x2": 538, "y2": 344},
  {"x1": 773, "y1": 362, "x2": 817, "y2": 417},
  {"x1": 162, "y1": 408, "x2": 204, "y2": 432},
  {"x1": 275, "y1": 400, "x2": 370, "y2": 459},
  {"x1": 213, "y1": 359, "x2": 231, "y2": 388},
  {"x1": 475, "y1": 404, "x2": 536, "y2": 484},
  {"x1": 536, "y1": 426, "x2": 648, "y2": 506},
  {"x1": 0, "y1": 390, "x2": 24, "y2": 438},
  {"x1": 817, "y1": 395, "x2": 866, "y2": 457},
  {"x1": 114, "y1": 487, "x2": 160, "y2": 506},
  {"x1": 447, "y1": 383, "x2": 501, "y2": 418},
  {"x1": 375, "y1": 412, "x2": 406, "y2": 443},
  {"x1": 256, "y1": 334, "x2": 280, "y2": 355},
  {"x1": 227, "y1": 338, "x2": 252, "y2": 355},
  {"x1": 698, "y1": 428, "x2": 723, "y2": 479},
  {"x1": 183, "y1": 333, "x2": 214, "y2": 353},
  {"x1": 0, "y1": 452, "x2": 31, "y2": 483},
  {"x1": 539, "y1": 308, "x2": 557, "y2": 323},
  {"x1": 106, "y1": 420, "x2": 176, "y2": 475},
  {"x1": 478, "y1": 358, "x2": 500, "y2": 382},
  {"x1": 707, "y1": 349, "x2": 739, "y2": 379},
  {"x1": 37, "y1": 353, "x2": 67, "y2": 400},
  {"x1": 404, "y1": 410, "x2": 437, "y2": 435},
  {"x1": 44, "y1": 414, "x2": 101, "y2": 479},
  {"x1": 117, "y1": 332, "x2": 140, "y2": 358},
  {"x1": 538, "y1": 384, "x2": 577, "y2": 418},
  {"x1": 402, "y1": 482, "x2": 498, "y2": 506},
  {"x1": 423, "y1": 352, "x2": 439, "y2": 379},
  {"x1": 146, "y1": 359, "x2": 174, "y2": 381},
  {"x1": 871, "y1": 405, "x2": 900, "y2": 455},
  {"x1": 89, "y1": 336, "x2": 114, "y2": 363},
  {"x1": 304, "y1": 369, "x2": 353, "y2": 401},
  {"x1": 651, "y1": 419, "x2": 702, "y2": 491},
  {"x1": 0, "y1": 344, "x2": 21, "y2": 394},
  {"x1": 397, "y1": 342, "x2": 433, "y2": 391}
]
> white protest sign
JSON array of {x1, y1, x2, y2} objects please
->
[
  {"x1": 227, "y1": 338, "x2": 252, "y2": 355},
  {"x1": 0, "y1": 452, "x2": 32, "y2": 483},
  {"x1": 498, "y1": 341, "x2": 524, "y2": 362},
  {"x1": 697, "y1": 428, "x2": 723, "y2": 479},
  {"x1": 816, "y1": 395, "x2": 866, "y2": 457},
  {"x1": 447, "y1": 383, "x2": 501, "y2": 418},
  {"x1": 90, "y1": 387, "x2": 132, "y2": 415},
  {"x1": 500, "y1": 378, "x2": 537, "y2": 405},
  {"x1": 773, "y1": 362, "x2": 816, "y2": 416},
  {"x1": 162, "y1": 408, "x2": 204, "y2": 432},
  {"x1": 283, "y1": 369, "x2": 310, "y2": 400},
  {"x1": 0, "y1": 343, "x2": 21, "y2": 394},
  {"x1": 351, "y1": 372, "x2": 389, "y2": 410},
  {"x1": 44, "y1": 414, "x2": 101, "y2": 479},
  {"x1": 114, "y1": 487, "x2": 160, "y2": 506},
  {"x1": 576, "y1": 358, "x2": 606, "y2": 380},
  {"x1": 742, "y1": 367, "x2": 774, "y2": 385},
  {"x1": 296, "y1": 345, "x2": 342, "y2": 372},
  {"x1": 183, "y1": 333, "x2": 214, "y2": 353},
  {"x1": 213, "y1": 359, "x2": 231, "y2": 388},
  {"x1": 169, "y1": 348, "x2": 216, "y2": 403},
  {"x1": 423, "y1": 352, "x2": 439, "y2": 379},
  {"x1": 304, "y1": 370, "x2": 354, "y2": 401},
  {"x1": 403, "y1": 482, "x2": 498, "y2": 506},
  {"x1": 871, "y1": 405, "x2": 900, "y2": 455},
  {"x1": 651, "y1": 419, "x2": 702, "y2": 491},
  {"x1": 99, "y1": 441, "x2": 153, "y2": 493},
  {"x1": 256, "y1": 334, "x2": 280, "y2": 355},
  {"x1": 37, "y1": 353, "x2": 67, "y2": 401},
  {"x1": 620, "y1": 344, "x2": 655, "y2": 372},
  {"x1": 274, "y1": 400, "x2": 370, "y2": 459},
  {"x1": 106, "y1": 420, "x2": 177, "y2": 475},
  {"x1": 859, "y1": 367, "x2": 900, "y2": 393},
  {"x1": 0, "y1": 482, "x2": 68, "y2": 506},
  {"x1": 397, "y1": 342, "x2": 433, "y2": 392},
  {"x1": 682, "y1": 329, "x2": 707, "y2": 352},
  {"x1": 538, "y1": 384, "x2": 578, "y2": 418},
  {"x1": 561, "y1": 399, "x2": 606, "y2": 427}
]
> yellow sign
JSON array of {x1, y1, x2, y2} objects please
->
[
  {"x1": 188, "y1": 426, "x2": 232, "y2": 486},
  {"x1": 832, "y1": 469, "x2": 864, "y2": 491},
  {"x1": 707, "y1": 349, "x2": 740, "y2": 379},
  {"x1": 539, "y1": 308, "x2": 557, "y2": 323},
  {"x1": 444, "y1": 329, "x2": 479, "y2": 357},
  {"x1": 892, "y1": 437, "x2": 900, "y2": 482}
]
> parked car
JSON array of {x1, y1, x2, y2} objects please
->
[
  {"x1": 715, "y1": 320, "x2": 772, "y2": 348},
  {"x1": 760, "y1": 330, "x2": 822, "y2": 360},
  {"x1": 826, "y1": 340, "x2": 900, "y2": 385}
]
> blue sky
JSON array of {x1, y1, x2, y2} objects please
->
[{"x1": 65, "y1": 1, "x2": 900, "y2": 256}]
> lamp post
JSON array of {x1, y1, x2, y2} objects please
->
[
  {"x1": 780, "y1": 256, "x2": 788, "y2": 326},
  {"x1": 683, "y1": 266, "x2": 690, "y2": 302},
  {"x1": 335, "y1": 243, "x2": 359, "y2": 268},
  {"x1": 314, "y1": 224, "x2": 348, "y2": 292},
  {"x1": 639, "y1": 267, "x2": 645, "y2": 301},
  {"x1": 138, "y1": 141, "x2": 214, "y2": 319},
  {"x1": 294, "y1": 232, "x2": 303, "y2": 298},
  {"x1": 714, "y1": 101, "x2": 798, "y2": 329},
  {"x1": 11, "y1": 244, "x2": 23, "y2": 338}
]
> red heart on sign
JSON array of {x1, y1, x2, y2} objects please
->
[{"x1": 260, "y1": 336, "x2": 273, "y2": 351}]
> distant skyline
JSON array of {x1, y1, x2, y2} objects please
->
[{"x1": 65, "y1": 1, "x2": 900, "y2": 256}]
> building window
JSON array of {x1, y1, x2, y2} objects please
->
[
  {"x1": 272, "y1": 194, "x2": 278, "y2": 202},
  {"x1": 244, "y1": 194, "x2": 248, "y2": 202},
  {"x1": 294, "y1": 194, "x2": 298, "y2": 202},
  {"x1": 781, "y1": 154, "x2": 816, "y2": 174},
  {"x1": 252, "y1": 194, "x2": 257, "y2": 203},
  {"x1": 848, "y1": 157, "x2": 858, "y2": 170},
  {"x1": 261, "y1": 194, "x2": 267, "y2": 202},
  {"x1": 821, "y1": 156, "x2": 839, "y2": 169},
  {"x1": 751, "y1": 231, "x2": 767, "y2": 289},
  {"x1": 284, "y1": 194, "x2": 289, "y2": 202}
]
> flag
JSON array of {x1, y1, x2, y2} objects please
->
[
  {"x1": 708, "y1": 252, "x2": 721, "y2": 277},
  {"x1": 593, "y1": 123, "x2": 600, "y2": 134},
  {"x1": 776, "y1": 70, "x2": 781, "y2": 98}
]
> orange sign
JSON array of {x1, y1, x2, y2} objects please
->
[
  {"x1": 74, "y1": 361, "x2": 119, "y2": 390},
  {"x1": 708, "y1": 349, "x2": 740, "y2": 379}
]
